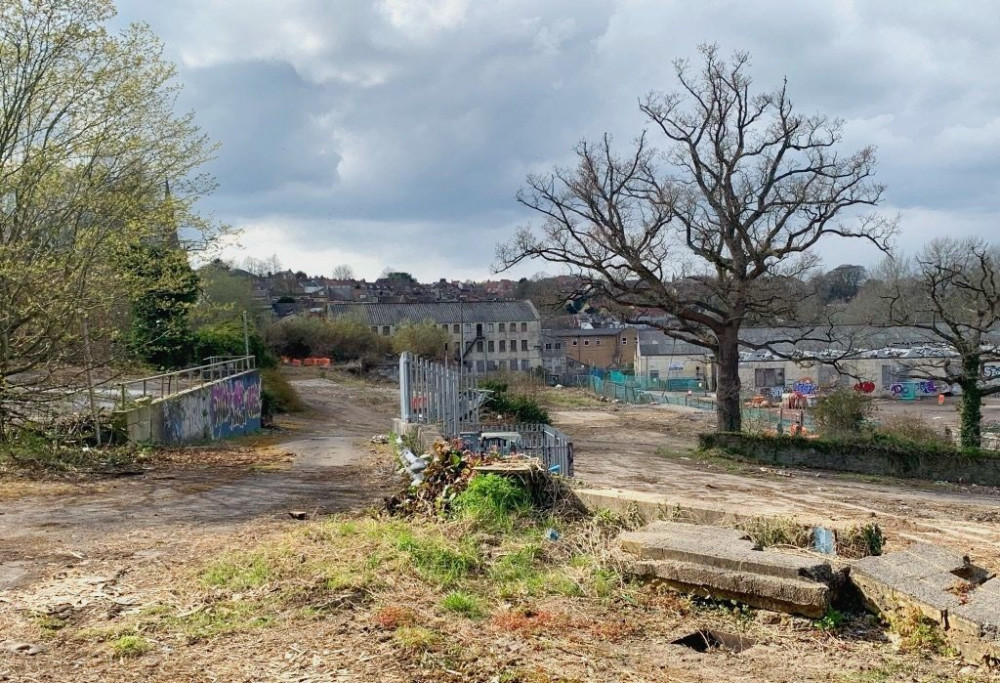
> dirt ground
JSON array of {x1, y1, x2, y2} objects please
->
[
  {"x1": 1, "y1": 377, "x2": 999, "y2": 681},
  {"x1": 552, "y1": 396, "x2": 1000, "y2": 570}
]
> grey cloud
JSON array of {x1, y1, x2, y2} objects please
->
[{"x1": 114, "y1": 0, "x2": 1000, "y2": 279}]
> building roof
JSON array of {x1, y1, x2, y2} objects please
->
[
  {"x1": 637, "y1": 330, "x2": 707, "y2": 356},
  {"x1": 327, "y1": 300, "x2": 539, "y2": 326}
]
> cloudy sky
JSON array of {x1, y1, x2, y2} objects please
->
[{"x1": 114, "y1": 0, "x2": 1000, "y2": 282}]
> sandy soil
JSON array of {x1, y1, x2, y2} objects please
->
[{"x1": 555, "y1": 402, "x2": 1000, "y2": 568}]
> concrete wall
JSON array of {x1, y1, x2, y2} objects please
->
[
  {"x1": 122, "y1": 370, "x2": 262, "y2": 445},
  {"x1": 636, "y1": 352, "x2": 709, "y2": 381}
]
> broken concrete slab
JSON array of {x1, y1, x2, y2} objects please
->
[
  {"x1": 852, "y1": 543, "x2": 1000, "y2": 664},
  {"x1": 619, "y1": 521, "x2": 837, "y2": 618}
]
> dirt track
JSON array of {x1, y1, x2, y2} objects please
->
[
  {"x1": 0, "y1": 377, "x2": 399, "y2": 592},
  {"x1": 556, "y1": 403, "x2": 1000, "y2": 568}
]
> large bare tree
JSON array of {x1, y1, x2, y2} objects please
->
[
  {"x1": 498, "y1": 45, "x2": 895, "y2": 432},
  {"x1": 874, "y1": 238, "x2": 1000, "y2": 447}
]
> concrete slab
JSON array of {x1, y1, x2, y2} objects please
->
[
  {"x1": 619, "y1": 521, "x2": 837, "y2": 618},
  {"x1": 851, "y1": 543, "x2": 1000, "y2": 664},
  {"x1": 620, "y1": 521, "x2": 836, "y2": 583}
]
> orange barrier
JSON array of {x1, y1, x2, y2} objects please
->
[{"x1": 283, "y1": 357, "x2": 331, "y2": 367}]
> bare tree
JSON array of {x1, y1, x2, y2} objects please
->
[
  {"x1": 332, "y1": 264, "x2": 356, "y2": 280},
  {"x1": 498, "y1": 45, "x2": 895, "y2": 432},
  {"x1": 875, "y1": 238, "x2": 1000, "y2": 447}
]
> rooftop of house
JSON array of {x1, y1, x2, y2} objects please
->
[{"x1": 326, "y1": 300, "x2": 540, "y2": 326}]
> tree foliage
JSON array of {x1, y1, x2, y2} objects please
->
[
  {"x1": 498, "y1": 45, "x2": 894, "y2": 432},
  {"x1": 0, "y1": 0, "x2": 219, "y2": 437},
  {"x1": 267, "y1": 316, "x2": 389, "y2": 367},
  {"x1": 392, "y1": 320, "x2": 448, "y2": 360}
]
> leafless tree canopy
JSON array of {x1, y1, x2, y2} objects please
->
[{"x1": 497, "y1": 45, "x2": 895, "y2": 431}]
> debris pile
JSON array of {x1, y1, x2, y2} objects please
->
[{"x1": 386, "y1": 438, "x2": 495, "y2": 516}]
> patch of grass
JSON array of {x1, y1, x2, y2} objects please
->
[
  {"x1": 394, "y1": 625, "x2": 439, "y2": 653},
  {"x1": 111, "y1": 634, "x2": 151, "y2": 658},
  {"x1": 888, "y1": 609, "x2": 956, "y2": 656},
  {"x1": 440, "y1": 591, "x2": 485, "y2": 619},
  {"x1": 738, "y1": 516, "x2": 812, "y2": 549},
  {"x1": 201, "y1": 552, "x2": 273, "y2": 590},
  {"x1": 838, "y1": 522, "x2": 884, "y2": 558},
  {"x1": 815, "y1": 607, "x2": 846, "y2": 633},
  {"x1": 33, "y1": 613, "x2": 68, "y2": 634},
  {"x1": 453, "y1": 474, "x2": 531, "y2": 530},
  {"x1": 163, "y1": 599, "x2": 275, "y2": 641},
  {"x1": 394, "y1": 531, "x2": 480, "y2": 586},
  {"x1": 489, "y1": 544, "x2": 543, "y2": 585},
  {"x1": 838, "y1": 660, "x2": 915, "y2": 682}
]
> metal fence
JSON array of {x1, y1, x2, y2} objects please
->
[
  {"x1": 460, "y1": 422, "x2": 574, "y2": 476},
  {"x1": 399, "y1": 352, "x2": 485, "y2": 437},
  {"x1": 116, "y1": 356, "x2": 256, "y2": 408}
]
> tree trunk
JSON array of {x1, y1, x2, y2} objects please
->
[
  {"x1": 715, "y1": 326, "x2": 742, "y2": 433},
  {"x1": 958, "y1": 353, "x2": 983, "y2": 449}
]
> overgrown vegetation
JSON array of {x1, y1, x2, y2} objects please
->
[
  {"x1": 480, "y1": 380, "x2": 551, "y2": 425},
  {"x1": 813, "y1": 389, "x2": 876, "y2": 437},
  {"x1": 261, "y1": 368, "x2": 305, "y2": 421},
  {"x1": 452, "y1": 474, "x2": 532, "y2": 531}
]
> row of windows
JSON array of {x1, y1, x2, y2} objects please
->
[
  {"x1": 474, "y1": 359, "x2": 531, "y2": 372},
  {"x1": 373, "y1": 322, "x2": 533, "y2": 336},
  {"x1": 546, "y1": 337, "x2": 631, "y2": 348},
  {"x1": 470, "y1": 339, "x2": 530, "y2": 353}
]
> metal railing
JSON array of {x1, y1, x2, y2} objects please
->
[
  {"x1": 116, "y1": 355, "x2": 256, "y2": 408},
  {"x1": 399, "y1": 352, "x2": 485, "y2": 437},
  {"x1": 460, "y1": 422, "x2": 574, "y2": 476}
]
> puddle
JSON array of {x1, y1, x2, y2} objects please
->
[{"x1": 670, "y1": 629, "x2": 755, "y2": 653}]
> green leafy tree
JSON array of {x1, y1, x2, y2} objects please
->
[
  {"x1": 392, "y1": 320, "x2": 448, "y2": 360},
  {"x1": 0, "y1": 0, "x2": 219, "y2": 438},
  {"x1": 120, "y1": 243, "x2": 200, "y2": 369}
]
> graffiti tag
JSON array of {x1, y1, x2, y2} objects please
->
[
  {"x1": 210, "y1": 373, "x2": 262, "y2": 439},
  {"x1": 792, "y1": 379, "x2": 817, "y2": 395},
  {"x1": 854, "y1": 381, "x2": 876, "y2": 394}
]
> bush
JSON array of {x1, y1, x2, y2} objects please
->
[
  {"x1": 192, "y1": 321, "x2": 275, "y2": 368},
  {"x1": 813, "y1": 388, "x2": 875, "y2": 437},
  {"x1": 261, "y1": 369, "x2": 305, "y2": 422},
  {"x1": 453, "y1": 474, "x2": 532, "y2": 530},
  {"x1": 266, "y1": 315, "x2": 389, "y2": 367},
  {"x1": 480, "y1": 380, "x2": 550, "y2": 425},
  {"x1": 392, "y1": 319, "x2": 448, "y2": 360},
  {"x1": 875, "y1": 414, "x2": 951, "y2": 446}
]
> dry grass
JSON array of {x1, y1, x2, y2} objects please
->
[{"x1": 0, "y1": 508, "x2": 989, "y2": 683}]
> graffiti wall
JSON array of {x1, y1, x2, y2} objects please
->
[
  {"x1": 209, "y1": 372, "x2": 262, "y2": 439},
  {"x1": 136, "y1": 371, "x2": 262, "y2": 445}
]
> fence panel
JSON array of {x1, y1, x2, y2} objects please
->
[{"x1": 399, "y1": 352, "x2": 485, "y2": 436}]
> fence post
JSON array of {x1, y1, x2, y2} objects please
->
[{"x1": 400, "y1": 353, "x2": 412, "y2": 423}]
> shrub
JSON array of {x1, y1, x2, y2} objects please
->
[
  {"x1": 813, "y1": 388, "x2": 875, "y2": 437},
  {"x1": 111, "y1": 634, "x2": 151, "y2": 658},
  {"x1": 453, "y1": 474, "x2": 531, "y2": 529},
  {"x1": 392, "y1": 319, "x2": 448, "y2": 360},
  {"x1": 480, "y1": 381, "x2": 550, "y2": 425},
  {"x1": 192, "y1": 321, "x2": 275, "y2": 368},
  {"x1": 875, "y1": 414, "x2": 951, "y2": 446},
  {"x1": 261, "y1": 369, "x2": 305, "y2": 422}
]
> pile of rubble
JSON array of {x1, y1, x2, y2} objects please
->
[{"x1": 385, "y1": 438, "x2": 493, "y2": 516}]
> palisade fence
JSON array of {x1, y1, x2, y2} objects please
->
[
  {"x1": 398, "y1": 353, "x2": 574, "y2": 475},
  {"x1": 399, "y1": 352, "x2": 485, "y2": 438}
]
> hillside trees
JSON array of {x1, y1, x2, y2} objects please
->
[
  {"x1": 0, "y1": 0, "x2": 219, "y2": 438},
  {"x1": 498, "y1": 45, "x2": 895, "y2": 432}
]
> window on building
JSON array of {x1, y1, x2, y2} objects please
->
[
  {"x1": 453, "y1": 324, "x2": 460, "y2": 333},
  {"x1": 595, "y1": 339, "x2": 601, "y2": 346},
  {"x1": 465, "y1": 323, "x2": 472, "y2": 333},
  {"x1": 496, "y1": 360, "x2": 505, "y2": 371},
  {"x1": 521, "y1": 359, "x2": 529, "y2": 371},
  {"x1": 442, "y1": 324, "x2": 448, "y2": 331},
  {"x1": 476, "y1": 360, "x2": 485, "y2": 372},
  {"x1": 521, "y1": 322, "x2": 527, "y2": 332},
  {"x1": 499, "y1": 340, "x2": 506, "y2": 352},
  {"x1": 487, "y1": 360, "x2": 497, "y2": 371},
  {"x1": 622, "y1": 337, "x2": 628, "y2": 345},
  {"x1": 521, "y1": 339, "x2": 528, "y2": 352},
  {"x1": 382, "y1": 326, "x2": 390, "y2": 336},
  {"x1": 650, "y1": 370, "x2": 660, "y2": 380},
  {"x1": 371, "y1": 326, "x2": 378, "y2": 333},
  {"x1": 754, "y1": 368, "x2": 785, "y2": 388},
  {"x1": 477, "y1": 340, "x2": 484, "y2": 352},
  {"x1": 555, "y1": 343, "x2": 562, "y2": 350},
  {"x1": 498, "y1": 323, "x2": 506, "y2": 332},
  {"x1": 583, "y1": 340, "x2": 590, "y2": 346},
  {"x1": 488, "y1": 323, "x2": 495, "y2": 332},
  {"x1": 571, "y1": 340, "x2": 578, "y2": 347},
  {"x1": 545, "y1": 343, "x2": 552, "y2": 351},
  {"x1": 488, "y1": 340, "x2": 495, "y2": 352}
]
